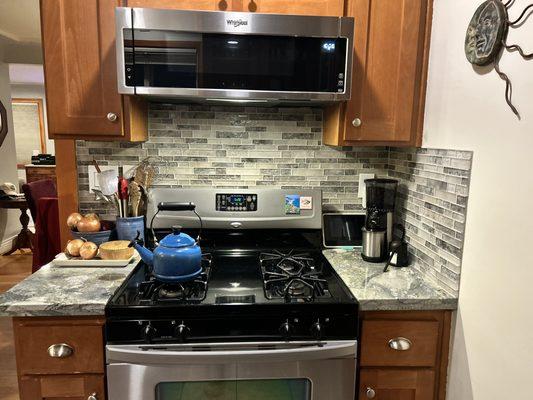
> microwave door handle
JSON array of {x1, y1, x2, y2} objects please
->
[{"x1": 106, "y1": 340, "x2": 356, "y2": 364}]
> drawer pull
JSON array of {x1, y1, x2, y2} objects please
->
[
  {"x1": 366, "y1": 387, "x2": 376, "y2": 398},
  {"x1": 352, "y1": 117, "x2": 362, "y2": 127},
  {"x1": 87, "y1": 393, "x2": 98, "y2": 400},
  {"x1": 47, "y1": 343, "x2": 74, "y2": 358},
  {"x1": 388, "y1": 337, "x2": 412, "y2": 351}
]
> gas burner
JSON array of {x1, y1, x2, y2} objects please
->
[
  {"x1": 138, "y1": 254, "x2": 212, "y2": 304},
  {"x1": 260, "y1": 250, "x2": 330, "y2": 302}
]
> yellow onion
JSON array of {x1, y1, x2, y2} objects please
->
[
  {"x1": 77, "y1": 217, "x2": 101, "y2": 232},
  {"x1": 79, "y1": 242, "x2": 98, "y2": 260},
  {"x1": 67, "y1": 212, "x2": 83, "y2": 230},
  {"x1": 65, "y1": 239, "x2": 84, "y2": 257}
]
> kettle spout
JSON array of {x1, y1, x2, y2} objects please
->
[
  {"x1": 128, "y1": 235, "x2": 154, "y2": 267},
  {"x1": 132, "y1": 242, "x2": 154, "y2": 267}
]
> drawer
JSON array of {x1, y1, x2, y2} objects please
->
[
  {"x1": 360, "y1": 320, "x2": 439, "y2": 367},
  {"x1": 19, "y1": 374, "x2": 105, "y2": 400},
  {"x1": 14, "y1": 317, "x2": 105, "y2": 375}
]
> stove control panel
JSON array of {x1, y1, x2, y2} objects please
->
[{"x1": 216, "y1": 193, "x2": 257, "y2": 212}]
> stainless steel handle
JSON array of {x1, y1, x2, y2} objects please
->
[
  {"x1": 107, "y1": 112, "x2": 118, "y2": 122},
  {"x1": 388, "y1": 337, "x2": 412, "y2": 351},
  {"x1": 87, "y1": 393, "x2": 98, "y2": 400},
  {"x1": 107, "y1": 340, "x2": 357, "y2": 364},
  {"x1": 47, "y1": 343, "x2": 74, "y2": 358},
  {"x1": 366, "y1": 387, "x2": 376, "y2": 398},
  {"x1": 352, "y1": 117, "x2": 362, "y2": 127}
]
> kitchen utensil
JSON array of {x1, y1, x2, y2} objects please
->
[
  {"x1": 361, "y1": 228, "x2": 387, "y2": 262},
  {"x1": 99, "y1": 240, "x2": 134, "y2": 260},
  {"x1": 92, "y1": 159, "x2": 102, "y2": 173},
  {"x1": 118, "y1": 166, "x2": 129, "y2": 217},
  {"x1": 92, "y1": 188, "x2": 112, "y2": 203},
  {"x1": 128, "y1": 181, "x2": 142, "y2": 217},
  {"x1": 383, "y1": 224, "x2": 409, "y2": 271},
  {"x1": 134, "y1": 158, "x2": 156, "y2": 189},
  {"x1": 98, "y1": 169, "x2": 118, "y2": 196},
  {"x1": 129, "y1": 202, "x2": 202, "y2": 282}
]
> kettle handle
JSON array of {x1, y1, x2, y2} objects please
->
[{"x1": 128, "y1": 230, "x2": 144, "y2": 248}]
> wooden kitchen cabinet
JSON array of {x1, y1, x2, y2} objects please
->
[
  {"x1": 19, "y1": 374, "x2": 105, "y2": 400},
  {"x1": 324, "y1": 0, "x2": 433, "y2": 146},
  {"x1": 126, "y1": 0, "x2": 235, "y2": 11},
  {"x1": 40, "y1": 0, "x2": 147, "y2": 141},
  {"x1": 359, "y1": 369, "x2": 435, "y2": 400},
  {"x1": 127, "y1": 0, "x2": 344, "y2": 15},
  {"x1": 241, "y1": 0, "x2": 344, "y2": 16},
  {"x1": 358, "y1": 311, "x2": 452, "y2": 400},
  {"x1": 13, "y1": 316, "x2": 106, "y2": 400}
]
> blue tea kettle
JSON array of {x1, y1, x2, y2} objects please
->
[{"x1": 129, "y1": 202, "x2": 203, "y2": 282}]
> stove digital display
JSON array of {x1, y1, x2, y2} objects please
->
[{"x1": 216, "y1": 193, "x2": 257, "y2": 212}]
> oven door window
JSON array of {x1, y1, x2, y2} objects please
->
[
  {"x1": 156, "y1": 379, "x2": 312, "y2": 399},
  {"x1": 124, "y1": 29, "x2": 347, "y2": 93}
]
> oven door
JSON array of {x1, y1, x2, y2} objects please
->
[{"x1": 106, "y1": 340, "x2": 356, "y2": 400}]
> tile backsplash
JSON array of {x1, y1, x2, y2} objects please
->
[
  {"x1": 76, "y1": 104, "x2": 389, "y2": 214},
  {"x1": 76, "y1": 104, "x2": 473, "y2": 296},
  {"x1": 388, "y1": 148, "x2": 472, "y2": 295}
]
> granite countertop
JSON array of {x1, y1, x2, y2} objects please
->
[
  {"x1": 323, "y1": 249, "x2": 458, "y2": 311},
  {"x1": 0, "y1": 261, "x2": 138, "y2": 317}
]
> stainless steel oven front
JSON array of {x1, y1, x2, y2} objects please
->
[{"x1": 106, "y1": 340, "x2": 357, "y2": 400}]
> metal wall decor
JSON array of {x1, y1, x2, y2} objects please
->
[
  {"x1": 465, "y1": 0, "x2": 533, "y2": 118},
  {"x1": 0, "y1": 100, "x2": 8, "y2": 147}
]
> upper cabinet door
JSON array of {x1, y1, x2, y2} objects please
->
[
  {"x1": 126, "y1": 0, "x2": 235, "y2": 11},
  {"x1": 242, "y1": 0, "x2": 344, "y2": 16},
  {"x1": 343, "y1": 0, "x2": 431, "y2": 144},
  {"x1": 41, "y1": 0, "x2": 123, "y2": 137}
]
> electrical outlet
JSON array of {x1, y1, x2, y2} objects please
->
[
  {"x1": 358, "y1": 173, "x2": 375, "y2": 208},
  {"x1": 88, "y1": 165, "x2": 137, "y2": 194}
]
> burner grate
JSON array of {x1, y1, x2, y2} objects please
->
[
  {"x1": 260, "y1": 250, "x2": 330, "y2": 302},
  {"x1": 137, "y1": 253, "x2": 212, "y2": 304}
]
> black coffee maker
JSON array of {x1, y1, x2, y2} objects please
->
[{"x1": 361, "y1": 178, "x2": 398, "y2": 262}]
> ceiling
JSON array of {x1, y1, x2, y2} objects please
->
[
  {"x1": 0, "y1": 0, "x2": 41, "y2": 44},
  {"x1": 0, "y1": 0, "x2": 42, "y2": 64}
]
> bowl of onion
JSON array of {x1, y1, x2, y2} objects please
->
[{"x1": 68, "y1": 212, "x2": 115, "y2": 245}]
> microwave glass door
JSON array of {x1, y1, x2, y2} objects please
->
[
  {"x1": 156, "y1": 379, "x2": 312, "y2": 400},
  {"x1": 124, "y1": 29, "x2": 347, "y2": 93}
]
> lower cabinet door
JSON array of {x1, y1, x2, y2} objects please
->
[
  {"x1": 359, "y1": 368, "x2": 435, "y2": 400},
  {"x1": 19, "y1": 374, "x2": 105, "y2": 400}
]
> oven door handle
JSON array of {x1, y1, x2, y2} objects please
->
[{"x1": 106, "y1": 340, "x2": 357, "y2": 364}]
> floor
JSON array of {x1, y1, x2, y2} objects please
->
[{"x1": 0, "y1": 252, "x2": 32, "y2": 400}]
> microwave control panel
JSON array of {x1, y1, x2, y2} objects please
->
[{"x1": 216, "y1": 194, "x2": 257, "y2": 212}]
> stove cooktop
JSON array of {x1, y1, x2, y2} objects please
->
[{"x1": 105, "y1": 229, "x2": 358, "y2": 344}]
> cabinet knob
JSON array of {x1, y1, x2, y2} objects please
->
[
  {"x1": 47, "y1": 343, "x2": 74, "y2": 358},
  {"x1": 388, "y1": 337, "x2": 412, "y2": 351},
  {"x1": 248, "y1": 0, "x2": 257, "y2": 12},
  {"x1": 218, "y1": 0, "x2": 227, "y2": 10},
  {"x1": 87, "y1": 393, "x2": 98, "y2": 400},
  {"x1": 366, "y1": 387, "x2": 376, "y2": 398},
  {"x1": 107, "y1": 112, "x2": 118, "y2": 122},
  {"x1": 352, "y1": 118, "x2": 362, "y2": 127}
]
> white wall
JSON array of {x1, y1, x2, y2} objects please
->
[
  {"x1": 0, "y1": 62, "x2": 23, "y2": 250},
  {"x1": 424, "y1": 1, "x2": 533, "y2": 398}
]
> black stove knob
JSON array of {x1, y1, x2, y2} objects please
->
[
  {"x1": 173, "y1": 321, "x2": 190, "y2": 342},
  {"x1": 142, "y1": 323, "x2": 157, "y2": 343},
  {"x1": 279, "y1": 320, "x2": 293, "y2": 339},
  {"x1": 310, "y1": 320, "x2": 324, "y2": 340}
]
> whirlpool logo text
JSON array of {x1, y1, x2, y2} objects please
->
[{"x1": 226, "y1": 19, "x2": 248, "y2": 27}]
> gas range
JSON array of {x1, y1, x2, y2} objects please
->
[
  {"x1": 106, "y1": 229, "x2": 358, "y2": 344},
  {"x1": 105, "y1": 189, "x2": 358, "y2": 400}
]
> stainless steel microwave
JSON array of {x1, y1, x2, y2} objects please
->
[{"x1": 115, "y1": 8, "x2": 354, "y2": 104}]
